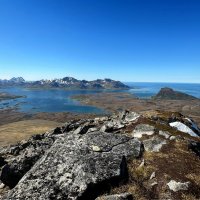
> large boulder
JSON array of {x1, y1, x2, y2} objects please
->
[
  {"x1": 132, "y1": 124, "x2": 155, "y2": 138},
  {"x1": 3, "y1": 131, "x2": 142, "y2": 200},
  {"x1": 0, "y1": 135, "x2": 55, "y2": 188}
]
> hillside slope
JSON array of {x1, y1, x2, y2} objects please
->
[{"x1": 0, "y1": 110, "x2": 200, "y2": 199}]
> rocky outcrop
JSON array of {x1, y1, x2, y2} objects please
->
[
  {"x1": 1, "y1": 110, "x2": 200, "y2": 200},
  {"x1": 0, "y1": 134, "x2": 56, "y2": 188},
  {"x1": 0, "y1": 112, "x2": 143, "y2": 200},
  {"x1": 2, "y1": 132, "x2": 141, "y2": 200},
  {"x1": 153, "y1": 87, "x2": 198, "y2": 100}
]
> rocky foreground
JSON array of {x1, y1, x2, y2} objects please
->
[{"x1": 0, "y1": 110, "x2": 200, "y2": 199}]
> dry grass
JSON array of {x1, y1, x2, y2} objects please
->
[
  {"x1": 0, "y1": 120, "x2": 62, "y2": 146},
  {"x1": 186, "y1": 174, "x2": 200, "y2": 187},
  {"x1": 110, "y1": 135, "x2": 200, "y2": 200},
  {"x1": 72, "y1": 92, "x2": 200, "y2": 127},
  {"x1": 182, "y1": 193, "x2": 200, "y2": 200},
  {"x1": 111, "y1": 158, "x2": 157, "y2": 200},
  {"x1": 129, "y1": 160, "x2": 156, "y2": 184}
]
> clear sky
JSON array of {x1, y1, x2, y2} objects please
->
[{"x1": 0, "y1": 0, "x2": 200, "y2": 82}]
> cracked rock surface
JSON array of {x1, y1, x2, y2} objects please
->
[
  {"x1": 1, "y1": 110, "x2": 200, "y2": 200},
  {"x1": 2, "y1": 131, "x2": 141, "y2": 200}
]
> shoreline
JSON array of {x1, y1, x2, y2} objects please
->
[
  {"x1": 0, "y1": 92, "x2": 25, "y2": 101},
  {"x1": 1, "y1": 91, "x2": 200, "y2": 147}
]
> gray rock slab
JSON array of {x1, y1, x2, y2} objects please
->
[
  {"x1": 143, "y1": 136, "x2": 167, "y2": 152},
  {"x1": 3, "y1": 131, "x2": 141, "y2": 200},
  {"x1": 132, "y1": 124, "x2": 155, "y2": 138}
]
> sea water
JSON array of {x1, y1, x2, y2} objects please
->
[{"x1": 0, "y1": 82, "x2": 199, "y2": 113}]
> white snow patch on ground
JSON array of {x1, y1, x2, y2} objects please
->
[
  {"x1": 185, "y1": 118, "x2": 200, "y2": 132},
  {"x1": 169, "y1": 121, "x2": 198, "y2": 137}
]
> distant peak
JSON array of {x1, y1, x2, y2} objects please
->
[
  {"x1": 10, "y1": 77, "x2": 25, "y2": 83},
  {"x1": 153, "y1": 87, "x2": 198, "y2": 100},
  {"x1": 0, "y1": 76, "x2": 129, "y2": 89}
]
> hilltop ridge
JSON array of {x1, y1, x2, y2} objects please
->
[{"x1": 0, "y1": 110, "x2": 200, "y2": 199}]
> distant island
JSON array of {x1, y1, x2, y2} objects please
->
[
  {"x1": 0, "y1": 92, "x2": 24, "y2": 101},
  {"x1": 0, "y1": 77, "x2": 130, "y2": 90},
  {"x1": 153, "y1": 87, "x2": 198, "y2": 100}
]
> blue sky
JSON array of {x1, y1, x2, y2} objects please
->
[{"x1": 0, "y1": 0, "x2": 200, "y2": 82}]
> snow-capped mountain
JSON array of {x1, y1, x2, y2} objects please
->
[{"x1": 0, "y1": 77, "x2": 130, "y2": 89}]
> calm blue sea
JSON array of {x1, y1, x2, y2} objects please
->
[{"x1": 0, "y1": 82, "x2": 199, "y2": 113}]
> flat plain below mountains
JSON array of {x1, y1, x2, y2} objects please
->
[{"x1": 72, "y1": 91, "x2": 200, "y2": 127}]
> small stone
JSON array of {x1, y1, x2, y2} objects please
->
[
  {"x1": 138, "y1": 159, "x2": 145, "y2": 168},
  {"x1": 150, "y1": 171, "x2": 156, "y2": 180},
  {"x1": 100, "y1": 117, "x2": 109, "y2": 121},
  {"x1": 167, "y1": 180, "x2": 190, "y2": 192},
  {"x1": 143, "y1": 136, "x2": 167, "y2": 152},
  {"x1": 169, "y1": 136, "x2": 176, "y2": 140},
  {"x1": 125, "y1": 112, "x2": 140, "y2": 122},
  {"x1": 0, "y1": 183, "x2": 5, "y2": 189},
  {"x1": 150, "y1": 181, "x2": 158, "y2": 187},
  {"x1": 73, "y1": 123, "x2": 94, "y2": 135},
  {"x1": 94, "y1": 117, "x2": 100, "y2": 122},
  {"x1": 159, "y1": 130, "x2": 170, "y2": 139},
  {"x1": 91, "y1": 145, "x2": 101, "y2": 152},
  {"x1": 100, "y1": 120, "x2": 124, "y2": 133},
  {"x1": 100, "y1": 125, "x2": 108, "y2": 132},
  {"x1": 119, "y1": 110, "x2": 129, "y2": 121},
  {"x1": 87, "y1": 127, "x2": 98, "y2": 133}
]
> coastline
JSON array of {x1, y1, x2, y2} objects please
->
[
  {"x1": 1, "y1": 87, "x2": 200, "y2": 147},
  {"x1": 72, "y1": 92, "x2": 200, "y2": 127},
  {"x1": 0, "y1": 93, "x2": 25, "y2": 101}
]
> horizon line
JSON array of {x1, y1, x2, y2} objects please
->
[{"x1": 0, "y1": 76, "x2": 199, "y2": 84}]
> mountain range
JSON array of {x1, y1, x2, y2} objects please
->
[{"x1": 0, "y1": 77, "x2": 130, "y2": 89}]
